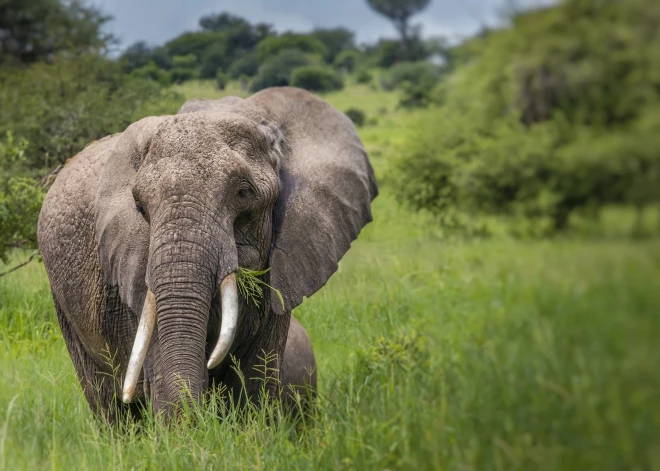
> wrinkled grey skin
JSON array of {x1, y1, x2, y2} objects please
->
[{"x1": 37, "y1": 87, "x2": 377, "y2": 421}]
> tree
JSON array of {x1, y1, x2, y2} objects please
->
[
  {"x1": 311, "y1": 28, "x2": 355, "y2": 63},
  {"x1": 0, "y1": 55, "x2": 182, "y2": 170},
  {"x1": 256, "y1": 33, "x2": 327, "y2": 61},
  {"x1": 0, "y1": 0, "x2": 113, "y2": 65},
  {"x1": 199, "y1": 12, "x2": 272, "y2": 50},
  {"x1": 290, "y1": 66, "x2": 344, "y2": 92},
  {"x1": 334, "y1": 50, "x2": 360, "y2": 73},
  {"x1": 392, "y1": 0, "x2": 660, "y2": 235},
  {"x1": 199, "y1": 12, "x2": 249, "y2": 32},
  {"x1": 249, "y1": 49, "x2": 312, "y2": 92},
  {"x1": 366, "y1": 0, "x2": 431, "y2": 54}
]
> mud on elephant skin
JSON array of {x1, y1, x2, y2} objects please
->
[{"x1": 37, "y1": 87, "x2": 377, "y2": 421}]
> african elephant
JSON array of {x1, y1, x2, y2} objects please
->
[{"x1": 37, "y1": 87, "x2": 377, "y2": 421}]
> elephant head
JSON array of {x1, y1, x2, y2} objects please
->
[{"x1": 93, "y1": 88, "x2": 377, "y2": 412}]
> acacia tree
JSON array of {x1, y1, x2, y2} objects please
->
[{"x1": 366, "y1": 0, "x2": 431, "y2": 54}]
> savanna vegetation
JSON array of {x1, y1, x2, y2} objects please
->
[{"x1": 1, "y1": 0, "x2": 659, "y2": 469}]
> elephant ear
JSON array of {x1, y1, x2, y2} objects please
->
[
  {"x1": 245, "y1": 87, "x2": 378, "y2": 314},
  {"x1": 94, "y1": 116, "x2": 167, "y2": 314}
]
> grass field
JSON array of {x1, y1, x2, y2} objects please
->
[{"x1": 1, "y1": 82, "x2": 659, "y2": 470}]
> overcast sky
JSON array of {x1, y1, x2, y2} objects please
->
[{"x1": 98, "y1": 0, "x2": 553, "y2": 50}]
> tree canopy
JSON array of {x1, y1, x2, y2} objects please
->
[
  {"x1": 366, "y1": 0, "x2": 431, "y2": 54},
  {"x1": 0, "y1": 0, "x2": 112, "y2": 65}
]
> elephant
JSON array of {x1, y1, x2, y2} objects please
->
[{"x1": 37, "y1": 87, "x2": 377, "y2": 421}]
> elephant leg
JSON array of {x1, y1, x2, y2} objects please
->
[
  {"x1": 54, "y1": 298, "x2": 140, "y2": 423},
  {"x1": 280, "y1": 317, "x2": 317, "y2": 410}
]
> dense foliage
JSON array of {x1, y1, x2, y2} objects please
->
[
  {"x1": 0, "y1": 2, "x2": 183, "y2": 260},
  {"x1": 249, "y1": 49, "x2": 314, "y2": 92},
  {"x1": 2, "y1": 0, "x2": 656, "y2": 260},
  {"x1": 344, "y1": 108, "x2": 367, "y2": 127},
  {"x1": 290, "y1": 66, "x2": 344, "y2": 92},
  {"x1": 0, "y1": 133, "x2": 44, "y2": 262},
  {"x1": 394, "y1": 0, "x2": 660, "y2": 235},
  {"x1": 0, "y1": 0, "x2": 112, "y2": 65},
  {"x1": 0, "y1": 55, "x2": 182, "y2": 173}
]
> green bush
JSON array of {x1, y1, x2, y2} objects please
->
[
  {"x1": 228, "y1": 52, "x2": 260, "y2": 78},
  {"x1": 215, "y1": 71, "x2": 229, "y2": 90},
  {"x1": 249, "y1": 49, "x2": 312, "y2": 92},
  {"x1": 333, "y1": 50, "x2": 360, "y2": 73},
  {"x1": 0, "y1": 55, "x2": 183, "y2": 171},
  {"x1": 392, "y1": 0, "x2": 660, "y2": 235},
  {"x1": 199, "y1": 42, "x2": 231, "y2": 79},
  {"x1": 354, "y1": 69, "x2": 373, "y2": 84},
  {"x1": 129, "y1": 61, "x2": 171, "y2": 86},
  {"x1": 169, "y1": 54, "x2": 198, "y2": 83},
  {"x1": 398, "y1": 76, "x2": 439, "y2": 109},
  {"x1": 171, "y1": 54, "x2": 197, "y2": 69},
  {"x1": 169, "y1": 68, "x2": 196, "y2": 84},
  {"x1": 0, "y1": 133, "x2": 44, "y2": 261},
  {"x1": 256, "y1": 33, "x2": 327, "y2": 61},
  {"x1": 344, "y1": 108, "x2": 367, "y2": 127},
  {"x1": 363, "y1": 38, "x2": 430, "y2": 68},
  {"x1": 380, "y1": 61, "x2": 441, "y2": 91},
  {"x1": 311, "y1": 27, "x2": 355, "y2": 63},
  {"x1": 290, "y1": 66, "x2": 344, "y2": 92},
  {"x1": 0, "y1": 178, "x2": 44, "y2": 262}
]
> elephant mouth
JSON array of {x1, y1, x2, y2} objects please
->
[{"x1": 121, "y1": 272, "x2": 239, "y2": 404}]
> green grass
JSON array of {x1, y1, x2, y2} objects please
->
[{"x1": 1, "y1": 82, "x2": 659, "y2": 470}]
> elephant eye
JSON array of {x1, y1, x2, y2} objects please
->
[
  {"x1": 135, "y1": 200, "x2": 148, "y2": 222},
  {"x1": 237, "y1": 187, "x2": 251, "y2": 199}
]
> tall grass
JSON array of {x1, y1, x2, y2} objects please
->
[{"x1": 0, "y1": 82, "x2": 658, "y2": 470}]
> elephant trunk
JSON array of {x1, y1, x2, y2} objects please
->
[
  {"x1": 154, "y1": 263, "x2": 213, "y2": 409},
  {"x1": 147, "y1": 211, "x2": 238, "y2": 413}
]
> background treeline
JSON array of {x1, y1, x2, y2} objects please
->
[
  {"x1": 391, "y1": 0, "x2": 660, "y2": 237},
  {"x1": 118, "y1": 11, "x2": 448, "y2": 93},
  {"x1": 1, "y1": 0, "x2": 659, "y2": 262}
]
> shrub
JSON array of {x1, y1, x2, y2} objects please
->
[
  {"x1": 394, "y1": 107, "x2": 660, "y2": 235},
  {"x1": 0, "y1": 55, "x2": 183, "y2": 171},
  {"x1": 0, "y1": 178, "x2": 44, "y2": 262},
  {"x1": 256, "y1": 33, "x2": 327, "y2": 61},
  {"x1": 333, "y1": 50, "x2": 360, "y2": 73},
  {"x1": 355, "y1": 69, "x2": 373, "y2": 84},
  {"x1": 366, "y1": 38, "x2": 429, "y2": 68},
  {"x1": 129, "y1": 61, "x2": 171, "y2": 86},
  {"x1": 380, "y1": 61, "x2": 441, "y2": 91},
  {"x1": 290, "y1": 66, "x2": 343, "y2": 92},
  {"x1": 171, "y1": 54, "x2": 197, "y2": 69},
  {"x1": 0, "y1": 133, "x2": 44, "y2": 261},
  {"x1": 170, "y1": 68, "x2": 196, "y2": 84},
  {"x1": 215, "y1": 71, "x2": 229, "y2": 90},
  {"x1": 249, "y1": 49, "x2": 312, "y2": 92},
  {"x1": 392, "y1": 0, "x2": 660, "y2": 235},
  {"x1": 344, "y1": 108, "x2": 367, "y2": 127},
  {"x1": 199, "y1": 42, "x2": 231, "y2": 79},
  {"x1": 228, "y1": 52, "x2": 260, "y2": 78},
  {"x1": 311, "y1": 27, "x2": 355, "y2": 63},
  {"x1": 169, "y1": 54, "x2": 198, "y2": 83}
]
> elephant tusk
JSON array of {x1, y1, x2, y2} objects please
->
[
  {"x1": 122, "y1": 290, "x2": 156, "y2": 404},
  {"x1": 207, "y1": 273, "x2": 238, "y2": 369}
]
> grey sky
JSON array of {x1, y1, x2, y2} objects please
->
[{"x1": 98, "y1": 0, "x2": 553, "y2": 50}]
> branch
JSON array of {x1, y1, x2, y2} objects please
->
[{"x1": 0, "y1": 250, "x2": 40, "y2": 278}]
